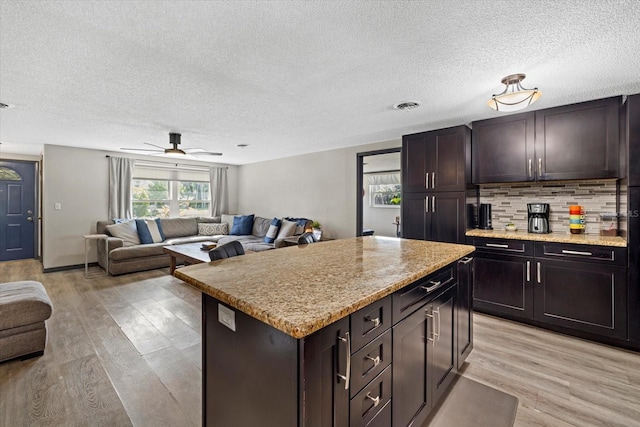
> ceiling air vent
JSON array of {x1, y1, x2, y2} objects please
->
[{"x1": 393, "y1": 101, "x2": 422, "y2": 111}]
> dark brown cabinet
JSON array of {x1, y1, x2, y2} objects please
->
[
  {"x1": 472, "y1": 96, "x2": 621, "y2": 184},
  {"x1": 472, "y1": 111, "x2": 535, "y2": 183},
  {"x1": 534, "y1": 243, "x2": 628, "y2": 340},
  {"x1": 392, "y1": 283, "x2": 458, "y2": 427},
  {"x1": 469, "y1": 238, "x2": 535, "y2": 321},
  {"x1": 456, "y1": 257, "x2": 474, "y2": 369},
  {"x1": 402, "y1": 192, "x2": 466, "y2": 243},
  {"x1": 535, "y1": 97, "x2": 620, "y2": 181},
  {"x1": 467, "y1": 237, "x2": 629, "y2": 343},
  {"x1": 304, "y1": 317, "x2": 350, "y2": 427},
  {"x1": 402, "y1": 126, "x2": 470, "y2": 193}
]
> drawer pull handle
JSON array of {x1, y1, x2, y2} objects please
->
[
  {"x1": 365, "y1": 355, "x2": 381, "y2": 367},
  {"x1": 537, "y1": 262, "x2": 541, "y2": 284},
  {"x1": 435, "y1": 308, "x2": 440, "y2": 342},
  {"x1": 486, "y1": 243, "x2": 509, "y2": 248},
  {"x1": 526, "y1": 261, "x2": 531, "y2": 282},
  {"x1": 366, "y1": 392, "x2": 381, "y2": 408},
  {"x1": 458, "y1": 257, "x2": 473, "y2": 265},
  {"x1": 425, "y1": 172, "x2": 429, "y2": 189},
  {"x1": 337, "y1": 332, "x2": 351, "y2": 390},
  {"x1": 561, "y1": 249, "x2": 593, "y2": 256},
  {"x1": 365, "y1": 316, "x2": 380, "y2": 327},
  {"x1": 421, "y1": 280, "x2": 442, "y2": 293}
]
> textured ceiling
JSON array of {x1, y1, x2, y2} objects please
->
[{"x1": 1, "y1": 0, "x2": 640, "y2": 164}]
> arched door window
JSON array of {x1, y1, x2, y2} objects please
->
[{"x1": 0, "y1": 167, "x2": 22, "y2": 181}]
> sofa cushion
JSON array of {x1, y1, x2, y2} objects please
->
[
  {"x1": 159, "y1": 217, "x2": 198, "y2": 238},
  {"x1": 0, "y1": 281, "x2": 52, "y2": 331},
  {"x1": 264, "y1": 218, "x2": 281, "y2": 243},
  {"x1": 231, "y1": 214, "x2": 254, "y2": 235},
  {"x1": 198, "y1": 222, "x2": 228, "y2": 236},
  {"x1": 164, "y1": 235, "x2": 224, "y2": 245},
  {"x1": 197, "y1": 216, "x2": 222, "y2": 223},
  {"x1": 221, "y1": 214, "x2": 235, "y2": 231},
  {"x1": 106, "y1": 220, "x2": 140, "y2": 247},
  {"x1": 136, "y1": 219, "x2": 165, "y2": 244},
  {"x1": 217, "y1": 235, "x2": 275, "y2": 251},
  {"x1": 252, "y1": 216, "x2": 271, "y2": 238},
  {"x1": 276, "y1": 219, "x2": 297, "y2": 239},
  {"x1": 109, "y1": 243, "x2": 166, "y2": 261}
]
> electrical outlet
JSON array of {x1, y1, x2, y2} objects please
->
[
  {"x1": 54, "y1": 203, "x2": 61, "y2": 210},
  {"x1": 218, "y1": 304, "x2": 236, "y2": 331}
]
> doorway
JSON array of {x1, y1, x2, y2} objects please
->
[
  {"x1": 356, "y1": 148, "x2": 402, "y2": 237},
  {"x1": 0, "y1": 160, "x2": 38, "y2": 261}
]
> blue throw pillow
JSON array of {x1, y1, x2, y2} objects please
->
[
  {"x1": 136, "y1": 219, "x2": 165, "y2": 244},
  {"x1": 264, "y1": 218, "x2": 282, "y2": 243},
  {"x1": 231, "y1": 214, "x2": 255, "y2": 235}
]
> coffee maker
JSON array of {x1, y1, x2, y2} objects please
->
[
  {"x1": 478, "y1": 203, "x2": 493, "y2": 230},
  {"x1": 528, "y1": 203, "x2": 550, "y2": 233}
]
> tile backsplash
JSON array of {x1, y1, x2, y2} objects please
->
[{"x1": 479, "y1": 180, "x2": 623, "y2": 235}]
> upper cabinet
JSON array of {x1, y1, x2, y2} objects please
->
[
  {"x1": 472, "y1": 96, "x2": 621, "y2": 184},
  {"x1": 403, "y1": 125, "x2": 471, "y2": 192},
  {"x1": 472, "y1": 111, "x2": 535, "y2": 183}
]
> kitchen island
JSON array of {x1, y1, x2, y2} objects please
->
[{"x1": 175, "y1": 236, "x2": 475, "y2": 427}]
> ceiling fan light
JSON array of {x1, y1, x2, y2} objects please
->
[{"x1": 487, "y1": 74, "x2": 541, "y2": 112}]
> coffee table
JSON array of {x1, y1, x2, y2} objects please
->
[{"x1": 163, "y1": 242, "x2": 216, "y2": 275}]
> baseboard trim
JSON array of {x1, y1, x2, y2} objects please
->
[{"x1": 43, "y1": 262, "x2": 98, "y2": 273}]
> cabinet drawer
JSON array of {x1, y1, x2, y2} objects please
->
[
  {"x1": 535, "y1": 243, "x2": 627, "y2": 266},
  {"x1": 470, "y1": 238, "x2": 534, "y2": 255},
  {"x1": 351, "y1": 295, "x2": 391, "y2": 352},
  {"x1": 392, "y1": 265, "x2": 456, "y2": 324},
  {"x1": 350, "y1": 329, "x2": 392, "y2": 397},
  {"x1": 350, "y1": 366, "x2": 392, "y2": 427}
]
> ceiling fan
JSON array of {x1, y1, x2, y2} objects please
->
[{"x1": 121, "y1": 133, "x2": 222, "y2": 157}]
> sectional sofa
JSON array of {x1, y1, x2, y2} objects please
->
[{"x1": 96, "y1": 215, "x2": 310, "y2": 275}]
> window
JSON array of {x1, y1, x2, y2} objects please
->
[
  {"x1": 0, "y1": 167, "x2": 21, "y2": 181},
  {"x1": 369, "y1": 183, "x2": 402, "y2": 207},
  {"x1": 132, "y1": 179, "x2": 210, "y2": 218}
]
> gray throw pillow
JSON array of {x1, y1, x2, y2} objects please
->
[
  {"x1": 276, "y1": 219, "x2": 297, "y2": 240},
  {"x1": 198, "y1": 222, "x2": 228, "y2": 236}
]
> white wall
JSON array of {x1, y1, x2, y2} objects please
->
[
  {"x1": 362, "y1": 204, "x2": 400, "y2": 237},
  {"x1": 237, "y1": 139, "x2": 401, "y2": 239},
  {"x1": 42, "y1": 144, "x2": 239, "y2": 269}
]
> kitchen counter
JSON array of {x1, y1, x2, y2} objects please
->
[
  {"x1": 175, "y1": 236, "x2": 475, "y2": 338},
  {"x1": 466, "y1": 228, "x2": 627, "y2": 247}
]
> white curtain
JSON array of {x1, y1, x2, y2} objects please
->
[
  {"x1": 366, "y1": 171, "x2": 401, "y2": 185},
  {"x1": 109, "y1": 157, "x2": 135, "y2": 219},
  {"x1": 210, "y1": 167, "x2": 229, "y2": 216}
]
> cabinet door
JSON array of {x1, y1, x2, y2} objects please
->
[
  {"x1": 473, "y1": 252, "x2": 534, "y2": 320},
  {"x1": 535, "y1": 260, "x2": 627, "y2": 339},
  {"x1": 472, "y1": 112, "x2": 535, "y2": 183},
  {"x1": 303, "y1": 317, "x2": 350, "y2": 427},
  {"x1": 456, "y1": 257, "x2": 474, "y2": 370},
  {"x1": 535, "y1": 97, "x2": 620, "y2": 180},
  {"x1": 401, "y1": 193, "x2": 428, "y2": 240},
  {"x1": 629, "y1": 188, "x2": 640, "y2": 343},
  {"x1": 627, "y1": 94, "x2": 640, "y2": 186},
  {"x1": 430, "y1": 192, "x2": 466, "y2": 244},
  {"x1": 430, "y1": 284, "x2": 458, "y2": 406},
  {"x1": 392, "y1": 305, "x2": 432, "y2": 427},
  {"x1": 432, "y1": 126, "x2": 469, "y2": 192},
  {"x1": 402, "y1": 133, "x2": 430, "y2": 192}
]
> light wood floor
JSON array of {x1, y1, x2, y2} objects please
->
[{"x1": 1, "y1": 259, "x2": 640, "y2": 426}]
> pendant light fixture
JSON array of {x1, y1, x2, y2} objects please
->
[{"x1": 487, "y1": 73, "x2": 541, "y2": 112}]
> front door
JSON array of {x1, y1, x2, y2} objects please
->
[{"x1": 0, "y1": 160, "x2": 36, "y2": 261}]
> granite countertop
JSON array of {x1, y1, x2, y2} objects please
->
[
  {"x1": 175, "y1": 236, "x2": 475, "y2": 339},
  {"x1": 465, "y1": 229, "x2": 627, "y2": 247}
]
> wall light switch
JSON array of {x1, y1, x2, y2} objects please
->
[
  {"x1": 54, "y1": 203, "x2": 62, "y2": 210},
  {"x1": 218, "y1": 304, "x2": 236, "y2": 332}
]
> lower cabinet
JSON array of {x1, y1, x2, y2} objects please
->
[
  {"x1": 467, "y1": 237, "x2": 628, "y2": 343},
  {"x1": 456, "y1": 257, "x2": 474, "y2": 369},
  {"x1": 535, "y1": 257, "x2": 627, "y2": 340},
  {"x1": 392, "y1": 283, "x2": 458, "y2": 427}
]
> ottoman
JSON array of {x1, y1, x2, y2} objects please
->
[{"x1": 0, "y1": 281, "x2": 53, "y2": 363}]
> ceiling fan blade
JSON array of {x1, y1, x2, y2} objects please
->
[
  {"x1": 120, "y1": 147, "x2": 163, "y2": 153},
  {"x1": 144, "y1": 142, "x2": 168, "y2": 150},
  {"x1": 192, "y1": 151, "x2": 223, "y2": 156},
  {"x1": 183, "y1": 147, "x2": 207, "y2": 153}
]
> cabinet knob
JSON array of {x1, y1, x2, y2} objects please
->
[{"x1": 365, "y1": 316, "x2": 380, "y2": 327}]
